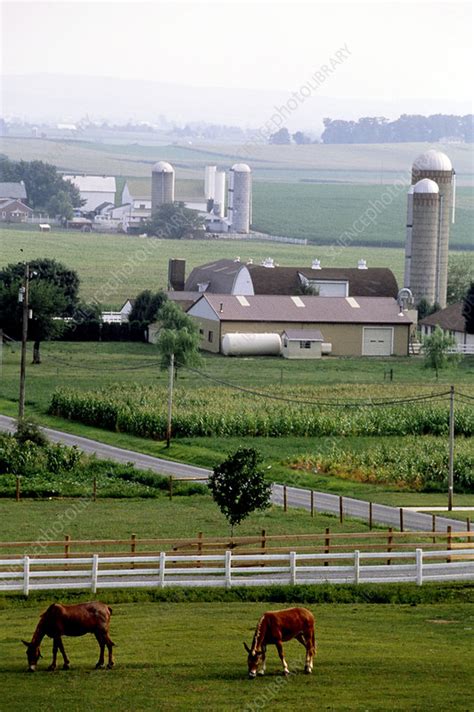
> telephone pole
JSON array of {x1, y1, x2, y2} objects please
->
[
  {"x1": 448, "y1": 385, "x2": 455, "y2": 511},
  {"x1": 18, "y1": 262, "x2": 30, "y2": 419},
  {"x1": 166, "y1": 352, "x2": 174, "y2": 448}
]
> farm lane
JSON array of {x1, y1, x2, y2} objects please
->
[{"x1": 0, "y1": 414, "x2": 464, "y2": 532}]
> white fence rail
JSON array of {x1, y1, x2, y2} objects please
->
[{"x1": 1, "y1": 549, "x2": 473, "y2": 595}]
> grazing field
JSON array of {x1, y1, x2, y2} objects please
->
[{"x1": 1, "y1": 600, "x2": 472, "y2": 711}]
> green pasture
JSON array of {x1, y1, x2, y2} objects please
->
[
  {"x1": 1, "y1": 600, "x2": 472, "y2": 711},
  {"x1": 0, "y1": 226, "x2": 414, "y2": 308}
]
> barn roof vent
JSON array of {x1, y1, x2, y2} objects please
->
[
  {"x1": 262, "y1": 257, "x2": 275, "y2": 268},
  {"x1": 312, "y1": 259, "x2": 321, "y2": 269},
  {"x1": 357, "y1": 259, "x2": 368, "y2": 269}
]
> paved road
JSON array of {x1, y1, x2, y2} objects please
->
[{"x1": 0, "y1": 414, "x2": 465, "y2": 532}]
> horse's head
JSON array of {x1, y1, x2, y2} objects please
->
[
  {"x1": 244, "y1": 642, "x2": 262, "y2": 679},
  {"x1": 22, "y1": 640, "x2": 42, "y2": 672}
]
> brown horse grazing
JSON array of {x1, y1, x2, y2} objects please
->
[
  {"x1": 244, "y1": 607, "x2": 316, "y2": 679},
  {"x1": 22, "y1": 601, "x2": 115, "y2": 672}
]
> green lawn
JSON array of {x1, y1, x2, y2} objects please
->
[{"x1": 1, "y1": 600, "x2": 472, "y2": 711}]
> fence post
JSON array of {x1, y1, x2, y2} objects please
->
[
  {"x1": 369, "y1": 502, "x2": 373, "y2": 530},
  {"x1": 354, "y1": 550, "x2": 360, "y2": 585},
  {"x1": 131, "y1": 534, "x2": 136, "y2": 569},
  {"x1": 168, "y1": 476, "x2": 173, "y2": 501},
  {"x1": 387, "y1": 528, "x2": 393, "y2": 565},
  {"x1": 467, "y1": 518, "x2": 471, "y2": 542},
  {"x1": 64, "y1": 534, "x2": 71, "y2": 559},
  {"x1": 324, "y1": 528, "x2": 330, "y2": 567},
  {"x1": 447, "y1": 526, "x2": 452, "y2": 563},
  {"x1": 93, "y1": 477, "x2": 97, "y2": 502},
  {"x1": 290, "y1": 551, "x2": 297, "y2": 585},
  {"x1": 310, "y1": 490, "x2": 314, "y2": 518},
  {"x1": 197, "y1": 531, "x2": 203, "y2": 568},
  {"x1": 16, "y1": 476, "x2": 20, "y2": 502},
  {"x1": 339, "y1": 496, "x2": 344, "y2": 524},
  {"x1": 416, "y1": 548, "x2": 423, "y2": 586},
  {"x1": 432, "y1": 514, "x2": 436, "y2": 545},
  {"x1": 159, "y1": 551, "x2": 166, "y2": 588},
  {"x1": 23, "y1": 555, "x2": 30, "y2": 597},
  {"x1": 261, "y1": 529, "x2": 266, "y2": 553},
  {"x1": 225, "y1": 550, "x2": 232, "y2": 589},
  {"x1": 283, "y1": 485, "x2": 287, "y2": 512},
  {"x1": 91, "y1": 554, "x2": 99, "y2": 594},
  {"x1": 399, "y1": 508, "x2": 404, "y2": 532}
]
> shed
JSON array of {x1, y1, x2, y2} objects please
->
[{"x1": 282, "y1": 329, "x2": 324, "y2": 359}]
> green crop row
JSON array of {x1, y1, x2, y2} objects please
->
[{"x1": 49, "y1": 384, "x2": 474, "y2": 439}]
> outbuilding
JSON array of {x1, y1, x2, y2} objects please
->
[{"x1": 282, "y1": 329, "x2": 324, "y2": 359}]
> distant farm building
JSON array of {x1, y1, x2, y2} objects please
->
[
  {"x1": 63, "y1": 175, "x2": 116, "y2": 211},
  {"x1": 419, "y1": 302, "x2": 474, "y2": 353},
  {"x1": 0, "y1": 199, "x2": 33, "y2": 222},
  {"x1": 0, "y1": 181, "x2": 27, "y2": 202}
]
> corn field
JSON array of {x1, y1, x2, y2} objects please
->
[{"x1": 49, "y1": 384, "x2": 474, "y2": 439}]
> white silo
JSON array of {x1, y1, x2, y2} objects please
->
[
  {"x1": 213, "y1": 170, "x2": 226, "y2": 217},
  {"x1": 408, "y1": 178, "x2": 440, "y2": 307},
  {"x1": 151, "y1": 161, "x2": 175, "y2": 213},
  {"x1": 404, "y1": 185, "x2": 415, "y2": 289},
  {"x1": 411, "y1": 149, "x2": 454, "y2": 308},
  {"x1": 204, "y1": 165, "x2": 216, "y2": 200},
  {"x1": 228, "y1": 163, "x2": 252, "y2": 234}
]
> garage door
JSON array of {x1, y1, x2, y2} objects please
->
[{"x1": 363, "y1": 327, "x2": 393, "y2": 356}]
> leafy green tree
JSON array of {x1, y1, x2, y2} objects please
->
[
  {"x1": 292, "y1": 131, "x2": 311, "y2": 145},
  {"x1": 422, "y1": 325, "x2": 461, "y2": 378},
  {"x1": 145, "y1": 203, "x2": 204, "y2": 239},
  {"x1": 447, "y1": 256, "x2": 474, "y2": 305},
  {"x1": 155, "y1": 300, "x2": 201, "y2": 373},
  {"x1": 0, "y1": 158, "x2": 84, "y2": 210},
  {"x1": 46, "y1": 190, "x2": 74, "y2": 220},
  {"x1": 208, "y1": 448, "x2": 272, "y2": 535},
  {"x1": 129, "y1": 290, "x2": 167, "y2": 324},
  {"x1": 0, "y1": 259, "x2": 79, "y2": 363},
  {"x1": 416, "y1": 298, "x2": 440, "y2": 321},
  {"x1": 462, "y1": 282, "x2": 474, "y2": 334},
  {"x1": 269, "y1": 128, "x2": 291, "y2": 145}
]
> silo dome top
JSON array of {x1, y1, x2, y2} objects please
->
[
  {"x1": 412, "y1": 149, "x2": 452, "y2": 172},
  {"x1": 231, "y1": 163, "x2": 251, "y2": 172},
  {"x1": 152, "y1": 161, "x2": 174, "y2": 173},
  {"x1": 413, "y1": 178, "x2": 439, "y2": 194}
]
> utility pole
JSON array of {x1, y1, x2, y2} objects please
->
[
  {"x1": 166, "y1": 352, "x2": 174, "y2": 448},
  {"x1": 18, "y1": 262, "x2": 29, "y2": 420},
  {"x1": 448, "y1": 385, "x2": 455, "y2": 511}
]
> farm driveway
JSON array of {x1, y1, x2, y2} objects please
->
[{"x1": 0, "y1": 414, "x2": 464, "y2": 532}]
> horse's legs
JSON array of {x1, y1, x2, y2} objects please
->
[
  {"x1": 275, "y1": 640, "x2": 289, "y2": 675},
  {"x1": 48, "y1": 639, "x2": 59, "y2": 671},
  {"x1": 296, "y1": 633, "x2": 313, "y2": 673},
  {"x1": 57, "y1": 637, "x2": 70, "y2": 670},
  {"x1": 94, "y1": 633, "x2": 106, "y2": 669},
  {"x1": 105, "y1": 633, "x2": 115, "y2": 669},
  {"x1": 257, "y1": 644, "x2": 266, "y2": 676}
]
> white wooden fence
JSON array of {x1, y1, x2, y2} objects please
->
[{"x1": 1, "y1": 549, "x2": 473, "y2": 595}]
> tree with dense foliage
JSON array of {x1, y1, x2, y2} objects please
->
[
  {"x1": 422, "y1": 325, "x2": 460, "y2": 378},
  {"x1": 292, "y1": 131, "x2": 311, "y2": 145},
  {"x1": 46, "y1": 190, "x2": 74, "y2": 221},
  {"x1": 208, "y1": 448, "x2": 272, "y2": 535},
  {"x1": 145, "y1": 203, "x2": 204, "y2": 239},
  {"x1": 462, "y1": 282, "x2": 474, "y2": 334},
  {"x1": 129, "y1": 290, "x2": 167, "y2": 324},
  {"x1": 0, "y1": 158, "x2": 84, "y2": 210},
  {"x1": 416, "y1": 298, "x2": 440, "y2": 321},
  {"x1": 269, "y1": 128, "x2": 291, "y2": 145},
  {"x1": 0, "y1": 259, "x2": 79, "y2": 363},
  {"x1": 447, "y1": 256, "x2": 474, "y2": 305},
  {"x1": 154, "y1": 300, "x2": 201, "y2": 373}
]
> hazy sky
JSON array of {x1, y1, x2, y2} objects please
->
[{"x1": 2, "y1": 0, "x2": 473, "y2": 102}]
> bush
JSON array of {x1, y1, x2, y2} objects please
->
[{"x1": 14, "y1": 418, "x2": 48, "y2": 447}]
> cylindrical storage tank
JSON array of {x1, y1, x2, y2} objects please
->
[
  {"x1": 221, "y1": 332, "x2": 281, "y2": 356},
  {"x1": 151, "y1": 161, "x2": 175, "y2": 213},
  {"x1": 228, "y1": 163, "x2": 251, "y2": 234},
  {"x1": 213, "y1": 170, "x2": 226, "y2": 217},
  {"x1": 404, "y1": 185, "x2": 415, "y2": 288},
  {"x1": 204, "y1": 165, "x2": 216, "y2": 200},
  {"x1": 410, "y1": 179, "x2": 440, "y2": 306},
  {"x1": 412, "y1": 150, "x2": 453, "y2": 308}
]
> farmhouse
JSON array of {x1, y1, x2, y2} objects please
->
[
  {"x1": 0, "y1": 181, "x2": 27, "y2": 201},
  {"x1": 419, "y1": 302, "x2": 474, "y2": 352},
  {"x1": 0, "y1": 198, "x2": 33, "y2": 222},
  {"x1": 186, "y1": 294, "x2": 412, "y2": 357},
  {"x1": 184, "y1": 259, "x2": 399, "y2": 298},
  {"x1": 63, "y1": 175, "x2": 116, "y2": 211}
]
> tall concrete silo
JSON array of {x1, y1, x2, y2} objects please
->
[
  {"x1": 410, "y1": 149, "x2": 454, "y2": 308},
  {"x1": 408, "y1": 178, "x2": 440, "y2": 306},
  {"x1": 213, "y1": 170, "x2": 226, "y2": 217},
  {"x1": 228, "y1": 163, "x2": 252, "y2": 234},
  {"x1": 151, "y1": 161, "x2": 175, "y2": 213},
  {"x1": 204, "y1": 165, "x2": 216, "y2": 200}
]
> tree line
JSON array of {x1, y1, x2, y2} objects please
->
[{"x1": 321, "y1": 114, "x2": 473, "y2": 144}]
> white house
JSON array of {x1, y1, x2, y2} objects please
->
[
  {"x1": 419, "y1": 302, "x2": 474, "y2": 352},
  {"x1": 63, "y1": 175, "x2": 116, "y2": 211}
]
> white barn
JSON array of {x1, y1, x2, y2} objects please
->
[{"x1": 63, "y1": 175, "x2": 116, "y2": 211}]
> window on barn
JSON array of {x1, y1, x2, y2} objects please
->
[
  {"x1": 208, "y1": 331, "x2": 213, "y2": 343},
  {"x1": 299, "y1": 341, "x2": 311, "y2": 349}
]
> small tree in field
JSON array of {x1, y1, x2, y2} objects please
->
[
  {"x1": 422, "y1": 325, "x2": 461, "y2": 378},
  {"x1": 208, "y1": 448, "x2": 272, "y2": 536}
]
